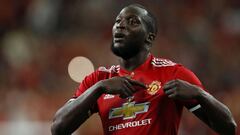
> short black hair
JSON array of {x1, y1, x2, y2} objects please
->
[{"x1": 128, "y1": 4, "x2": 158, "y2": 35}]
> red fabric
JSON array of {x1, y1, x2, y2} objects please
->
[{"x1": 73, "y1": 54, "x2": 206, "y2": 135}]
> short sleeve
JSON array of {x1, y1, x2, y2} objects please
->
[
  {"x1": 174, "y1": 65, "x2": 207, "y2": 111},
  {"x1": 71, "y1": 70, "x2": 100, "y2": 113}
]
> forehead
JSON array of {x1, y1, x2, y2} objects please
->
[{"x1": 117, "y1": 6, "x2": 148, "y2": 18}]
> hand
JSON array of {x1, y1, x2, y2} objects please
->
[
  {"x1": 100, "y1": 76, "x2": 146, "y2": 98},
  {"x1": 163, "y1": 79, "x2": 201, "y2": 100}
]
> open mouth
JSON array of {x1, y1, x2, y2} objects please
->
[
  {"x1": 114, "y1": 33, "x2": 125, "y2": 38},
  {"x1": 114, "y1": 33, "x2": 125, "y2": 42}
]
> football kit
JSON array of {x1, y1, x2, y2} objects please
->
[{"x1": 72, "y1": 54, "x2": 205, "y2": 135}]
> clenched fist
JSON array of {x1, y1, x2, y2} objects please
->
[{"x1": 163, "y1": 79, "x2": 201, "y2": 100}]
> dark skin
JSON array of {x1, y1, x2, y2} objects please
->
[
  {"x1": 51, "y1": 5, "x2": 237, "y2": 135},
  {"x1": 163, "y1": 79, "x2": 237, "y2": 135}
]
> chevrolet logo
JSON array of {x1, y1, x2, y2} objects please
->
[{"x1": 109, "y1": 102, "x2": 150, "y2": 120}]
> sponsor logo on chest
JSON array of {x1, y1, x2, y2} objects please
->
[
  {"x1": 108, "y1": 101, "x2": 151, "y2": 131},
  {"x1": 106, "y1": 80, "x2": 162, "y2": 132},
  {"x1": 108, "y1": 118, "x2": 152, "y2": 131},
  {"x1": 109, "y1": 101, "x2": 150, "y2": 120}
]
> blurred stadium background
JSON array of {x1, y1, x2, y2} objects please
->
[{"x1": 0, "y1": 0, "x2": 239, "y2": 135}]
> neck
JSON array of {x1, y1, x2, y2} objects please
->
[{"x1": 119, "y1": 51, "x2": 150, "y2": 71}]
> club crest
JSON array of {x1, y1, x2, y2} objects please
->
[{"x1": 147, "y1": 81, "x2": 161, "y2": 95}]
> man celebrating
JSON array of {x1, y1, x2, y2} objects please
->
[{"x1": 51, "y1": 4, "x2": 237, "y2": 135}]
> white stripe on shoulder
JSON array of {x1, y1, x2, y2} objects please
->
[
  {"x1": 189, "y1": 104, "x2": 201, "y2": 112},
  {"x1": 98, "y1": 65, "x2": 120, "y2": 73},
  {"x1": 152, "y1": 58, "x2": 176, "y2": 67}
]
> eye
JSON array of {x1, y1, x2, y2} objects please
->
[
  {"x1": 128, "y1": 17, "x2": 140, "y2": 25},
  {"x1": 115, "y1": 18, "x2": 121, "y2": 23}
]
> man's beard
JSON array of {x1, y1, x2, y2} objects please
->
[{"x1": 111, "y1": 40, "x2": 142, "y2": 60}]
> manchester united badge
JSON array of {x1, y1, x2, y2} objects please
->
[{"x1": 147, "y1": 81, "x2": 161, "y2": 95}]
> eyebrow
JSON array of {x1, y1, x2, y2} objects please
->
[{"x1": 116, "y1": 14, "x2": 139, "y2": 20}]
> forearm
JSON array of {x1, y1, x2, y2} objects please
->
[
  {"x1": 51, "y1": 81, "x2": 104, "y2": 135},
  {"x1": 196, "y1": 90, "x2": 237, "y2": 135}
]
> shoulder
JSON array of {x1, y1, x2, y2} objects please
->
[
  {"x1": 82, "y1": 65, "x2": 119, "y2": 82},
  {"x1": 151, "y1": 56, "x2": 195, "y2": 78},
  {"x1": 98, "y1": 65, "x2": 120, "y2": 73},
  {"x1": 151, "y1": 56, "x2": 178, "y2": 68},
  {"x1": 151, "y1": 56, "x2": 203, "y2": 86},
  {"x1": 78, "y1": 65, "x2": 119, "y2": 89},
  {"x1": 152, "y1": 57, "x2": 197, "y2": 79}
]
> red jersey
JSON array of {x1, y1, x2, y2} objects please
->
[{"x1": 73, "y1": 54, "x2": 205, "y2": 135}]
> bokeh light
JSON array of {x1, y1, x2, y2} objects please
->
[{"x1": 68, "y1": 56, "x2": 94, "y2": 83}]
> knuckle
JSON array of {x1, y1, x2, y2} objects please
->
[
  {"x1": 176, "y1": 79, "x2": 181, "y2": 84},
  {"x1": 175, "y1": 79, "x2": 182, "y2": 85}
]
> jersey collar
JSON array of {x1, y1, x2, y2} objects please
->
[{"x1": 119, "y1": 54, "x2": 153, "y2": 76}]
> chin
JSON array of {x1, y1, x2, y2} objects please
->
[
  {"x1": 111, "y1": 42, "x2": 140, "y2": 60},
  {"x1": 111, "y1": 42, "x2": 123, "y2": 57}
]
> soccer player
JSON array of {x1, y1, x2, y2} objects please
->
[{"x1": 51, "y1": 4, "x2": 237, "y2": 135}]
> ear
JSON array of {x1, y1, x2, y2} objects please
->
[{"x1": 145, "y1": 32, "x2": 156, "y2": 44}]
